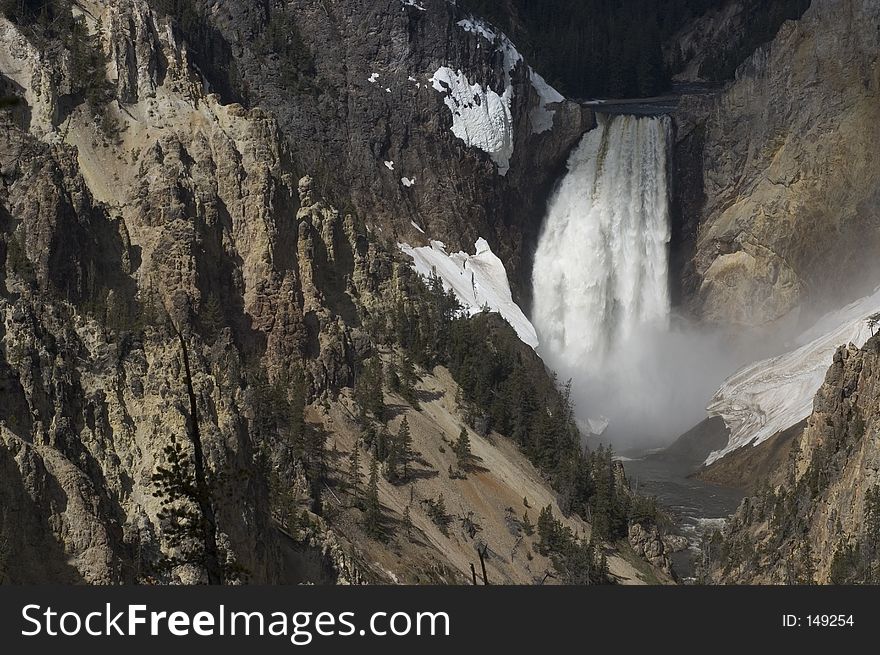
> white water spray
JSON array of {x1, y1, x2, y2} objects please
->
[
  {"x1": 533, "y1": 114, "x2": 671, "y2": 371},
  {"x1": 531, "y1": 114, "x2": 727, "y2": 445}
]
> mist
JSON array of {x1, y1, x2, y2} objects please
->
[
  {"x1": 529, "y1": 112, "x2": 791, "y2": 451},
  {"x1": 546, "y1": 316, "x2": 773, "y2": 451}
]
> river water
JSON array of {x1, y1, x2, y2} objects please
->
[{"x1": 621, "y1": 449, "x2": 745, "y2": 581}]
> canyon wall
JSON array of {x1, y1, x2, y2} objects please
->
[{"x1": 673, "y1": 0, "x2": 880, "y2": 327}]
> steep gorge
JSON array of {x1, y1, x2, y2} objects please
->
[
  {"x1": 2, "y1": 0, "x2": 880, "y2": 587},
  {"x1": 0, "y1": 0, "x2": 661, "y2": 585}
]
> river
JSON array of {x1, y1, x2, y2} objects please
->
[{"x1": 618, "y1": 418, "x2": 746, "y2": 581}]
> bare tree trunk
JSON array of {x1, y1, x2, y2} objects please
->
[
  {"x1": 177, "y1": 328, "x2": 223, "y2": 585},
  {"x1": 479, "y1": 545, "x2": 490, "y2": 585}
]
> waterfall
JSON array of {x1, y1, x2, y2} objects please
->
[
  {"x1": 533, "y1": 114, "x2": 671, "y2": 372},
  {"x1": 531, "y1": 114, "x2": 673, "y2": 438}
]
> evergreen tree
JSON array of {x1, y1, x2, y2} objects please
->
[
  {"x1": 522, "y1": 511, "x2": 535, "y2": 536},
  {"x1": 375, "y1": 428, "x2": 390, "y2": 463},
  {"x1": 397, "y1": 416, "x2": 414, "y2": 478},
  {"x1": 384, "y1": 434, "x2": 401, "y2": 482},
  {"x1": 364, "y1": 457, "x2": 382, "y2": 538},
  {"x1": 402, "y1": 504, "x2": 413, "y2": 539},
  {"x1": 397, "y1": 353, "x2": 419, "y2": 405},
  {"x1": 354, "y1": 358, "x2": 384, "y2": 423},
  {"x1": 536, "y1": 505, "x2": 557, "y2": 555},
  {"x1": 199, "y1": 292, "x2": 224, "y2": 339},
  {"x1": 151, "y1": 433, "x2": 226, "y2": 581},
  {"x1": 425, "y1": 493, "x2": 450, "y2": 536},
  {"x1": 386, "y1": 359, "x2": 402, "y2": 394},
  {"x1": 454, "y1": 427, "x2": 473, "y2": 469}
]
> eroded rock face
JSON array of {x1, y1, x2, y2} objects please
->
[
  {"x1": 0, "y1": 0, "x2": 586, "y2": 584},
  {"x1": 200, "y1": 0, "x2": 591, "y2": 300},
  {"x1": 628, "y1": 523, "x2": 673, "y2": 574},
  {"x1": 0, "y1": 0, "x2": 399, "y2": 583},
  {"x1": 674, "y1": 0, "x2": 880, "y2": 327},
  {"x1": 713, "y1": 337, "x2": 880, "y2": 584}
]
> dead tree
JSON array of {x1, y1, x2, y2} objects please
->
[{"x1": 175, "y1": 324, "x2": 223, "y2": 585}]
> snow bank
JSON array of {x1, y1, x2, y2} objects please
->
[
  {"x1": 529, "y1": 69, "x2": 564, "y2": 134},
  {"x1": 429, "y1": 66, "x2": 514, "y2": 174},
  {"x1": 457, "y1": 18, "x2": 564, "y2": 134},
  {"x1": 428, "y1": 18, "x2": 565, "y2": 174},
  {"x1": 399, "y1": 239, "x2": 538, "y2": 348},
  {"x1": 706, "y1": 288, "x2": 880, "y2": 464}
]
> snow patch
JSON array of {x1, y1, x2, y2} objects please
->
[
  {"x1": 384, "y1": 160, "x2": 395, "y2": 170},
  {"x1": 410, "y1": 220, "x2": 424, "y2": 233},
  {"x1": 455, "y1": 17, "x2": 565, "y2": 135},
  {"x1": 457, "y1": 18, "x2": 501, "y2": 44},
  {"x1": 401, "y1": 176, "x2": 415, "y2": 187},
  {"x1": 368, "y1": 72, "x2": 379, "y2": 83},
  {"x1": 706, "y1": 288, "x2": 880, "y2": 464},
  {"x1": 400, "y1": 0, "x2": 426, "y2": 10},
  {"x1": 430, "y1": 66, "x2": 514, "y2": 174},
  {"x1": 425, "y1": 17, "x2": 528, "y2": 175},
  {"x1": 399, "y1": 239, "x2": 538, "y2": 348},
  {"x1": 529, "y1": 69, "x2": 564, "y2": 134}
]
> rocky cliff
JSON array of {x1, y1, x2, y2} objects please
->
[
  {"x1": 0, "y1": 0, "x2": 652, "y2": 585},
  {"x1": 176, "y1": 0, "x2": 591, "y2": 300},
  {"x1": 672, "y1": 0, "x2": 880, "y2": 326},
  {"x1": 707, "y1": 336, "x2": 880, "y2": 584}
]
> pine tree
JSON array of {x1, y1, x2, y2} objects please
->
[
  {"x1": 397, "y1": 416, "x2": 413, "y2": 478},
  {"x1": 375, "y1": 429, "x2": 389, "y2": 462},
  {"x1": 200, "y1": 292, "x2": 224, "y2": 339},
  {"x1": 522, "y1": 511, "x2": 535, "y2": 536},
  {"x1": 386, "y1": 359, "x2": 401, "y2": 394},
  {"x1": 364, "y1": 457, "x2": 382, "y2": 538},
  {"x1": 384, "y1": 434, "x2": 401, "y2": 482},
  {"x1": 536, "y1": 505, "x2": 556, "y2": 554},
  {"x1": 402, "y1": 504, "x2": 413, "y2": 539},
  {"x1": 354, "y1": 358, "x2": 384, "y2": 423},
  {"x1": 398, "y1": 353, "x2": 419, "y2": 404},
  {"x1": 454, "y1": 427, "x2": 472, "y2": 469},
  {"x1": 151, "y1": 433, "x2": 215, "y2": 578},
  {"x1": 425, "y1": 493, "x2": 450, "y2": 536}
]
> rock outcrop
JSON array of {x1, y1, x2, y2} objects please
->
[
  {"x1": 0, "y1": 0, "x2": 603, "y2": 584},
  {"x1": 673, "y1": 0, "x2": 880, "y2": 327},
  {"x1": 196, "y1": 0, "x2": 591, "y2": 299},
  {"x1": 709, "y1": 336, "x2": 880, "y2": 584},
  {"x1": 628, "y1": 523, "x2": 674, "y2": 575}
]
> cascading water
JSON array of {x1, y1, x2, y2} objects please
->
[
  {"x1": 533, "y1": 114, "x2": 671, "y2": 372},
  {"x1": 532, "y1": 113, "x2": 677, "y2": 441}
]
